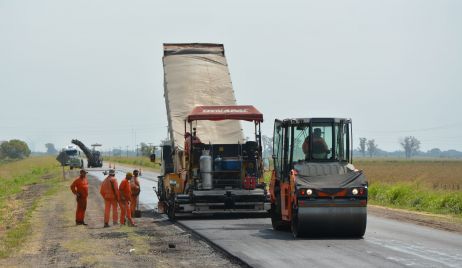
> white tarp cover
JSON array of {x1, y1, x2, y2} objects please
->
[{"x1": 163, "y1": 44, "x2": 244, "y2": 148}]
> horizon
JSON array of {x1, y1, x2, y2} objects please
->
[{"x1": 1, "y1": 0, "x2": 461, "y2": 152}]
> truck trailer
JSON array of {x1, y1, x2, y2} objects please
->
[{"x1": 155, "y1": 43, "x2": 270, "y2": 219}]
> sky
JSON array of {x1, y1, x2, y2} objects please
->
[{"x1": 1, "y1": 0, "x2": 461, "y2": 152}]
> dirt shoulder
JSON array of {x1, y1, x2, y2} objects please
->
[
  {"x1": 0, "y1": 173, "x2": 240, "y2": 268},
  {"x1": 369, "y1": 205, "x2": 462, "y2": 234}
]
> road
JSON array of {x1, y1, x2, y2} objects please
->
[
  {"x1": 87, "y1": 163, "x2": 159, "y2": 209},
  {"x1": 88, "y1": 164, "x2": 462, "y2": 268}
]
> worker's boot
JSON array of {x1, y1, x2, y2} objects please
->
[{"x1": 104, "y1": 223, "x2": 110, "y2": 228}]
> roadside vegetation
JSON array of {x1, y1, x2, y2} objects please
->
[
  {"x1": 263, "y1": 158, "x2": 462, "y2": 217},
  {"x1": 0, "y1": 139, "x2": 31, "y2": 162},
  {"x1": 0, "y1": 156, "x2": 61, "y2": 258},
  {"x1": 108, "y1": 155, "x2": 462, "y2": 217},
  {"x1": 105, "y1": 156, "x2": 160, "y2": 171},
  {"x1": 355, "y1": 158, "x2": 462, "y2": 217}
]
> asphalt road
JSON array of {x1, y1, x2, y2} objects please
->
[
  {"x1": 87, "y1": 163, "x2": 158, "y2": 209},
  {"x1": 88, "y1": 164, "x2": 462, "y2": 268}
]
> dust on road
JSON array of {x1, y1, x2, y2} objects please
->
[{"x1": 0, "y1": 173, "x2": 240, "y2": 268}]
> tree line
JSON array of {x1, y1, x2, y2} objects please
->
[
  {"x1": 0, "y1": 139, "x2": 31, "y2": 160},
  {"x1": 357, "y1": 136, "x2": 421, "y2": 158}
]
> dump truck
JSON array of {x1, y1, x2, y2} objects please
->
[
  {"x1": 269, "y1": 118, "x2": 368, "y2": 237},
  {"x1": 155, "y1": 43, "x2": 270, "y2": 219},
  {"x1": 71, "y1": 139, "x2": 103, "y2": 168},
  {"x1": 59, "y1": 145, "x2": 84, "y2": 169}
]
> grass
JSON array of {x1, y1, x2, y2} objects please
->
[
  {"x1": 264, "y1": 158, "x2": 462, "y2": 217},
  {"x1": 368, "y1": 183, "x2": 462, "y2": 215},
  {"x1": 0, "y1": 156, "x2": 61, "y2": 258},
  {"x1": 354, "y1": 159, "x2": 462, "y2": 217},
  {"x1": 354, "y1": 158, "x2": 462, "y2": 190},
  {"x1": 112, "y1": 156, "x2": 462, "y2": 217},
  {"x1": 105, "y1": 156, "x2": 160, "y2": 171}
]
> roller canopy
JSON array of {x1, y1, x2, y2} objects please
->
[{"x1": 187, "y1": 105, "x2": 263, "y2": 122}]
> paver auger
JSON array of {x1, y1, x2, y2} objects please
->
[{"x1": 269, "y1": 118, "x2": 368, "y2": 237}]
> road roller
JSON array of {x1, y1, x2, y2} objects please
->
[{"x1": 269, "y1": 118, "x2": 368, "y2": 237}]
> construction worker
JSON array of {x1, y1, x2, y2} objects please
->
[
  {"x1": 303, "y1": 128, "x2": 330, "y2": 159},
  {"x1": 130, "y1": 169, "x2": 141, "y2": 217},
  {"x1": 70, "y1": 169, "x2": 89, "y2": 225},
  {"x1": 184, "y1": 132, "x2": 202, "y2": 155},
  {"x1": 99, "y1": 169, "x2": 119, "y2": 227},
  {"x1": 119, "y1": 172, "x2": 136, "y2": 226}
]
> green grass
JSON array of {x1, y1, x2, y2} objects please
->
[
  {"x1": 0, "y1": 156, "x2": 61, "y2": 258},
  {"x1": 352, "y1": 159, "x2": 462, "y2": 217},
  {"x1": 105, "y1": 156, "x2": 160, "y2": 171},
  {"x1": 263, "y1": 170, "x2": 272, "y2": 184},
  {"x1": 264, "y1": 159, "x2": 462, "y2": 217},
  {"x1": 369, "y1": 183, "x2": 462, "y2": 216}
]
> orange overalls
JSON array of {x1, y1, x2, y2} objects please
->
[
  {"x1": 130, "y1": 176, "x2": 140, "y2": 217},
  {"x1": 70, "y1": 176, "x2": 89, "y2": 224},
  {"x1": 119, "y1": 179, "x2": 135, "y2": 225},
  {"x1": 100, "y1": 176, "x2": 119, "y2": 225}
]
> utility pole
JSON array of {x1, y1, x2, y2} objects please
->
[
  {"x1": 136, "y1": 144, "x2": 139, "y2": 157},
  {"x1": 126, "y1": 146, "x2": 129, "y2": 157}
]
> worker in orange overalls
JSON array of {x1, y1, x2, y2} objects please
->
[
  {"x1": 70, "y1": 169, "x2": 89, "y2": 225},
  {"x1": 130, "y1": 169, "x2": 141, "y2": 217},
  {"x1": 119, "y1": 172, "x2": 136, "y2": 226},
  {"x1": 99, "y1": 169, "x2": 119, "y2": 227}
]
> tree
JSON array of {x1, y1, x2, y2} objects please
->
[
  {"x1": 366, "y1": 139, "x2": 378, "y2": 157},
  {"x1": 140, "y1": 143, "x2": 156, "y2": 157},
  {"x1": 45, "y1": 143, "x2": 58, "y2": 154},
  {"x1": 358, "y1": 138, "x2": 367, "y2": 157},
  {"x1": 0, "y1": 139, "x2": 31, "y2": 159},
  {"x1": 400, "y1": 136, "x2": 420, "y2": 159},
  {"x1": 427, "y1": 148, "x2": 441, "y2": 157},
  {"x1": 0, "y1": 141, "x2": 5, "y2": 159}
]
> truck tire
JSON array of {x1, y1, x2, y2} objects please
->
[
  {"x1": 167, "y1": 203, "x2": 176, "y2": 221},
  {"x1": 167, "y1": 193, "x2": 176, "y2": 221},
  {"x1": 291, "y1": 208, "x2": 303, "y2": 238},
  {"x1": 270, "y1": 204, "x2": 289, "y2": 231}
]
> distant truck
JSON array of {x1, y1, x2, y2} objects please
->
[
  {"x1": 71, "y1": 139, "x2": 103, "y2": 168},
  {"x1": 61, "y1": 145, "x2": 84, "y2": 169}
]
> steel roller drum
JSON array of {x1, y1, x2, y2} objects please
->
[{"x1": 292, "y1": 206, "x2": 367, "y2": 237}]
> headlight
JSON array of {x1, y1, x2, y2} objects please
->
[
  {"x1": 306, "y1": 189, "x2": 313, "y2": 196},
  {"x1": 352, "y1": 188, "x2": 359, "y2": 195}
]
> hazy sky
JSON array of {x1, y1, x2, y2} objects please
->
[{"x1": 1, "y1": 0, "x2": 461, "y2": 152}]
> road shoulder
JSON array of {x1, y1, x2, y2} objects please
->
[
  {"x1": 0, "y1": 173, "x2": 240, "y2": 267},
  {"x1": 369, "y1": 205, "x2": 462, "y2": 233}
]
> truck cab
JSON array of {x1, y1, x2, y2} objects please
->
[{"x1": 64, "y1": 145, "x2": 84, "y2": 170}]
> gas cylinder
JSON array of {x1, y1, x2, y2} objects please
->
[{"x1": 200, "y1": 150, "x2": 213, "y2": 190}]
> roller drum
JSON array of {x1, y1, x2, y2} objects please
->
[{"x1": 293, "y1": 207, "x2": 367, "y2": 237}]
